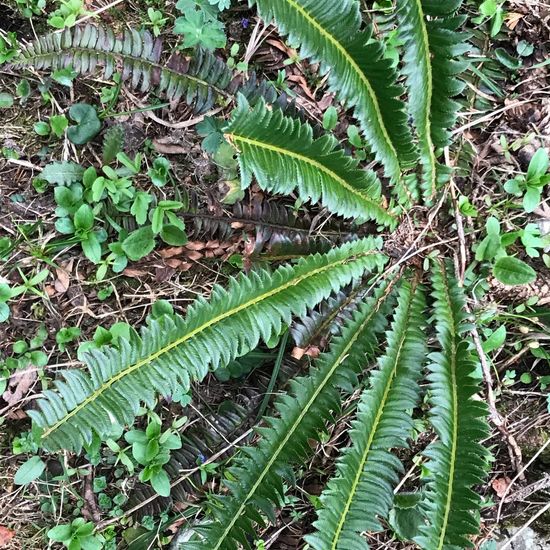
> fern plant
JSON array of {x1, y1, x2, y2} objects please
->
[
  {"x1": 14, "y1": 24, "x2": 277, "y2": 112},
  {"x1": 14, "y1": 0, "x2": 493, "y2": 548}
]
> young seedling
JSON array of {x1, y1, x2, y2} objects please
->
[
  {"x1": 0, "y1": 325, "x2": 48, "y2": 393},
  {"x1": 116, "y1": 151, "x2": 143, "y2": 175},
  {"x1": 148, "y1": 156, "x2": 171, "y2": 187},
  {"x1": 174, "y1": 2, "x2": 227, "y2": 51},
  {"x1": 12, "y1": 267, "x2": 50, "y2": 300},
  {"x1": 14, "y1": 0, "x2": 45, "y2": 17},
  {"x1": 47, "y1": 518, "x2": 105, "y2": 550},
  {"x1": 146, "y1": 8, "x2": 168, "y2": 37},
  {"x1": 474, "y1": 0, "x2": 507, "y2": 37},
  {"x1": 11, "y1": 324, "x2": 49, "y2": 368},
  {"x1": 151, "y1": 200, "x2": 188, "y2": 245},
  {"x1": 226, "y1": 42, "x2": 248, "y2": 72},
  {"x1": 475, "y1": 217, "x2": 538, "y2": 285},
  {"x1": 56, "y1": 204, "x2": 107, "y2": 264},
  {"x1": 124, "y1": 414, "x2": 184, "y2": 496},
  {"x1": 77, "y1": 322, "x2": 131, "y2": 360},
  {"x1": 505, "y1": 148, "x2": 550, "y2": 213},
  {"x1": 56, "y1": 326, "x2": 81, "y2": 352},
  {"x1": 96, "y1": 241, "x2": 129, "y2": 281},
  {"x1": 0, "y1": 32, "x2": 18, "y2": 64},
  {"x1": 34, "y1": 114, "x2": 68, "y2": 138},
  {"x1": 130, "y1": 191, "x2": 153, "y2": 225},
  {"x1": 47, "y1": 0, "x2": 89, "y2": 29},
  {"x1": 196, "y1": 456, "x2": 219, "y2": 486},
  {"x1": 52, "y1": 67, "x2": 78, "y2": 87},
  {"x1": 91, "y1": 166, "x2": 134, "y2": 205}
]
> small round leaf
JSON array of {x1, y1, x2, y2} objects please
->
[{"x1": 67, "y1": 103, "x2": 102, "y2": 145}]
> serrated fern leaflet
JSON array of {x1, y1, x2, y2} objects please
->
[
  {"x1": 252, "y1": 0, "x2": 416, "y2": 187},
  {"x1": 29, "y1": 239, "x2": 386, "y2": 452},
  {"x1": 397, "y1": 0, "x2": 469, "y2": 199},
  {"x1": 15, "y1": 25, "x2": 273, "y2": 113},
  {"x1": 415, "y1": 260, "x2": 490, "y2": 549},
  {"x1": 306, "y1": 279, "x2": 427, "y2": 550},
  {"x1": 225, "y1": 96, "x2": 395, "y2": 227},
  {"x1": 187, "y1": 282, "x2": 395, "y2": 549}
]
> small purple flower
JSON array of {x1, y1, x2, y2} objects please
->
[{"x1": 241, "y1": 18, "x2": 250, "y2": 29}]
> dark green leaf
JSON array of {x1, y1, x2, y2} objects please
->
[
  {"x1": 52, "y1": 67, "x2": 78, "y2": 87},
  {"x1": 55, "y1": 217, "x2": 75, "y2": 235},
  {"x1": 102, "y1": 126, "x2": 124, "y2": 164},
  {"x1": 50, "y1": 115, "x2": 69, "y2": 138},
  {"x1": 131, "y1": 192, "x2": 152, "y2": 225},
  {"x1": 150, "y1": 469, "x2": 171, "y2": 496},
  {"x1": 42, "y1": 162, "x2": 85, "y2": 185},
  {"x1": 0, "y1": 302, "x2": 9, "y2": 322},
  {"x1": 122, "y1": 226, "x2": 156, "y2": 261},
  {"x1": 523, "y1": 187, "x2": 541, "y2": 213},
  {"x1": 481, "y1": 326, "x2": 506, "y2": 353},
  {"x1": 74, "y1": 204, "x2": 94, "y2": 232},
  {"x1": 160, "y1": 224, "x2": 188, "y2": 246},
  {"x1": 174, "y1": 11, "x2": 226, "y2": 50},
  {"x1": 322, "y1": 106, "x2": 338, "y2": 131},
  {"x1": 494, "y1": 48, "x2": 522, "y2": 70},
  {"x1": 34, "y1": 121, "x2": 50, "y2": 136},
  {"x1": 47, "y1": 524, "x2": 73, "y2": 542},
  {"x1": 516, "y1": 40, "x2": 534, "y2": 57},
  {"x1": 14, "y1": 456, "x2": 46, "y2": 485},
  {"x1": 527, "y1": 149, "x2": 549, "y2": 181},
  {"x1": 493, "y1": 256, "x2": 537, "y2": 286},
  {"x1": 388, "y1": 493, "x2": 423, "y2": 542},
  {"x1": 67, "y1": 103, "x2": 102, "y2": 145}
]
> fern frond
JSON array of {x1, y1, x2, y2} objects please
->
[
  {"x1": 306, "y1": 279, "x2": 427, "y2": 550},
  {"x1": 225, "y1": 97, "x2": 395, "y2": 227},
  {"x1": 186, "y1": 281, "x2": 396, "y2": 549},
  {"x1": 291, "y1": 286, "x2": 359, "y2": 349},
  {"x1": 252, "y1": 0, "x2": 417, "y2": 188},
  {"x1": 396, "y1": 0, "x2": 469, "y2": 199},
  {"x1": 184, "y1": 197, "x2": 354, "y2": 257},
  {"x1": 16, "y1": 25, "x2": 232, "y2": 113},
  {"x1": 415, "y1": 260, "x2": 490, "y2": 549},
  {"x1": 28, "y1": 239, "x2": 387, "y2": 452}
]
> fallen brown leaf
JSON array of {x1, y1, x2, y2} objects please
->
[
  {"x1": 506, "y1": 12, "x2": 524, "y2": 30},
  {"x1": 304, "y1": 346, "x2": 321, "y2": 358},
  {"x1": 317, "y1": 93, "x2": 334, "y2": 112},
  {"x1": 153, "y1": 139, "x2": 188, "y2": 155},
  {"x1": 492, "y1": 476, "x2": 512, "y2": 498},
  {"x1": 186, "y1": 241, "x2": 206, "y2": 251},
  {"x1": 54, "y1": 266, "x2": 71, "y2": 294},
  {"x1": 155, "y1": 266, "x2": 176, "y2": 282},
  {"x1": 123, "y1": 268, "x2": 150, "y2": 278},
  {"x1": 0, "y1": 526, "x2": 15, "y2": 547},
  {"x1": 185, "y1": 250, "x2": 203, "y2": 262},
  {"x1": 2, "y1": 365, "x2": 38, "y2": 407},
  {"x1": 286, "y1": 74, "x2": 315, "y2": 100},
  {"x1": 165, "y1": 259, "x2": 184, "y2": 269},
  {"x1": 158, "y1": 247, "x2": 185, "y2": 258}
]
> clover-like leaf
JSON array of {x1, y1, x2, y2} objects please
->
[{"x1": 67, "y1": 103, "x2": 102, "y2": 145}]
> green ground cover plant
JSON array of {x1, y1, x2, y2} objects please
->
[{"x1": 1, "y1": 0, "x2": 549, "y2": 548}]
